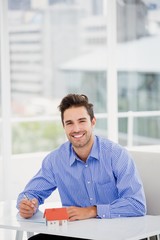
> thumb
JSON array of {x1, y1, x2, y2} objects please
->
[{"x1": 31, "y1": 198, "x2": 38, "y2": 212}]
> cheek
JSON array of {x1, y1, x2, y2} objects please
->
[{"x1": 64, "y1": 127, "x2": 72, "y2": 135}]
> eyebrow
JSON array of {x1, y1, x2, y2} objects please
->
[
  {"x1": 64, "y1": 120, "x2": 72, "y2": 125},
  {"x1": 64, "y1": 117, "x2": 87, "y2": 125},
  {"x1": 78, "y1": 117, "x2": 87, "y2": 121}
]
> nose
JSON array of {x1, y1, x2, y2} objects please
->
[{"x1": 72, "y1": 123, "x2": 80, "y2": 132}]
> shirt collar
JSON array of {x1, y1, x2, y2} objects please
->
[{"x1": 69, "y1": 135, "x2": 99, "y2": 166}]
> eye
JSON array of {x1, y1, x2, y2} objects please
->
[
  {"x1": 79, "y1": 119, "x2": 86, "y2": 123},
  {"x1": 65, "y1": 122, "x2": 72, "y2": 126}
]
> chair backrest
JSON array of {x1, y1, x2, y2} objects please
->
[{"x1": 129, "y1": 150, "x2": 160, "y2": 215}]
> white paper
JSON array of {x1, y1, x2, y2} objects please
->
[{"x1": 16, "y1": 210, "x2": 45, "y2": 223}]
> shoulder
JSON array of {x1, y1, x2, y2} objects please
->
[
  {"x1": 96, "y1": 135, "x2": 123, "y2": 151},
  {"x1": 96, "y1": 135, "x2": 130, "y2": 159},
  {"x1": 42, "y1": 141, "x2": 71, "y2": 164}
]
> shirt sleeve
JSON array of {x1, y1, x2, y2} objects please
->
[
  {"x1": 16, "y1": 153, "x2": 57, "y2": 210},
  {"x1": 96, "y1": 146, "x2": 147, "y2": 218}
]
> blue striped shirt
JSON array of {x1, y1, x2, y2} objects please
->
[{"x1": 17, "y1": 135, "x2": 146, "y2": 218}]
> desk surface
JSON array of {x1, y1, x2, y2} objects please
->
[{"x1": 0, "y1": 201, "x2": 160, "y2": 240}]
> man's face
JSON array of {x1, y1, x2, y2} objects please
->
[{"x1": 63, "y1": 106, "x2": 96, "y2": 149}]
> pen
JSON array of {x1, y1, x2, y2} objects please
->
[
  {"x1": 23, "y1": 193, "x2": 30, "y2": 200},
  {"x1": 23, "y1": 193, "x2": 37, "y2": 214}
]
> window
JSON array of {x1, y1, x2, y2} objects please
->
[{"x1": 0, "y1": 0, "x2": 159, "y2": 201}]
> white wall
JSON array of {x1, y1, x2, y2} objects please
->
[{"x1": 1, "y1": 152, "x2": 61, "y2": 202}]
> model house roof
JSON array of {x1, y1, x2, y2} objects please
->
[{"x1": 43, "y1": 207, "x2": 69, "y2": 221}]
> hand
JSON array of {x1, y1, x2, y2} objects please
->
[
  {"x1": 19, "y1": 198, "x2": 38, "y2": 219},
  {"x1": 67, "y1": 206, "x2": 97, "y2": 221}
]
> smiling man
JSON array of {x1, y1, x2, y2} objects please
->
[{"x1": 17, "y1": 93, "x2": 146, "y2": 240}]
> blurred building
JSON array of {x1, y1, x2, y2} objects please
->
[{"x1": 8, "y1": 0, "x2": 157, "y2": 117}]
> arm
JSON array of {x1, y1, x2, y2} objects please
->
[
  {"x1": 16, "y1": 154, "x2": 57, "y2": 218},
  {"x1": 97, "y1": 147, "x2": 147, "y2": 219},
  {"x1": 66, "y1": 148, "x2": 146, "y2": 221}
]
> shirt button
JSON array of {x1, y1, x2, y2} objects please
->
[
  {"x1": 103, "y1": 214, "x2": 105, "y2": 218},
  {"x1": 90, "y1": 197, "x2": 93, "y2": 200},
  {"x1": 87, "y1": 181, "x2": 90, "y2": 184},
  {"x1": 85, "y1": 164, "x2": 88, "y2": 167}
]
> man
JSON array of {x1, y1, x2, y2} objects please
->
[{"x1": 17, "y1": 93, "x2": 146, "y2": 240}]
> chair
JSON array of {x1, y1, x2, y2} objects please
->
[
  {"x1": 130, "y1": 150, "x2": 160, "y2": 240},
  {"x1": 130, "y1": 150, "x2": 160, "y2": 215}
]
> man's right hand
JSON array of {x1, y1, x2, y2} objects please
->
[{"x1": 19, "y1": 198, "x2": 38, "y2": 218}]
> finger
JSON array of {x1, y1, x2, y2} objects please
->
[
  {"x1": 19, "y1": 209, "x2": 34, "y2": 215},
  {"x1": 31, "y1": 198, "x2": 38, "y2": 208},
  {"x1": 20, "y1": 203, "x2": 35, "y2": 213},
  {"x1": 20, "y1": 202, "x2": 34, "y2": 210},
  {"x1": 67, "y1": 210, "x2": 79, "y2": 221},
  {"x1": 20, "y1": 211, "x2": 34, "y2": 218},
  {"x1": 67, "y1": 210, "x2": 75, "y2": 218},
  {"x1": 19, "y1": 206, "x2": 34, "y2": 217},
  {"x1": 19, "y1": 203, "x2": 35, "y2": 215},
  {"x1": 68, "y1": 216, "x2": 78, "y2": 221},
  {"x1": 67, "y1": 206, "x2": 77, "y2": 214}
]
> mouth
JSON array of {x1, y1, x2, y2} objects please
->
[{"x1": 71, "y1": 132, "x2": 85, "y2": 139}]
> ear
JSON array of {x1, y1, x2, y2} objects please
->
[{"x1": 91, "y1": 117, "x2": 96, "y2": 127}]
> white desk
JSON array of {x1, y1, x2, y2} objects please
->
[{"x1": 0, "y1": 201, "x2": 160, "y2": 240}]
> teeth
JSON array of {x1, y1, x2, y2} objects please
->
[{"x1": 73, "y1": 134, "x2": 83, "y2": 138}]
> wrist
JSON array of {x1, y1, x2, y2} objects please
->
[{"x1": 91, "y1": 205, "x2": 97, "y2": 218}]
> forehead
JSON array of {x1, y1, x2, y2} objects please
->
[{"x1": 63, "y1": 106, "x2": 89, "y2": 120}]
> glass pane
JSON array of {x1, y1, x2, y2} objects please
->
[
  {"x1": 9, "y1": 0, "x2": 106, "y2": 118},
  {"x1": 133, "y1": 117, "x2": 160, "y2": 146},
  {"x1": 12, "y1": 120, "x2": 65, "y2": 154},
  {"x1": 0, "y1": 47, "x2": 1, "y2": 156},
  {"x1": 117, "y1": 0, "x2": 160, "y2": 146},
  {"x1": 0, "y1": 45, "x2": 2, "y2": 199},
  {"x1": 8, "y1": 0, "x2": 108, "y2": 153}
]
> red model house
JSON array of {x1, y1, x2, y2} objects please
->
[{"x1": 43, "y1": 207, "x2": 69, "y2": 227}]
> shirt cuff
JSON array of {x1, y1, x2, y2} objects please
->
[{"x1": 97, "y1": 204, "x2": 110, "y2": 219}]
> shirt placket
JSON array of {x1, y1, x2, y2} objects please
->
[{"x1": 83, "y1": 162, "x2": 95, "y2": 205}]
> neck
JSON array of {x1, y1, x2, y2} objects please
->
[
  {"x1": 75, "y1": 149, "x2": 90, "y2": 162},
  {"x1": 73, "y1": 138, "x2": 94, "y2": 162}
]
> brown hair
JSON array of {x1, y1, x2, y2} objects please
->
[{"x1": 58, "y1": 93, "x2": 94, "y2": 124}]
